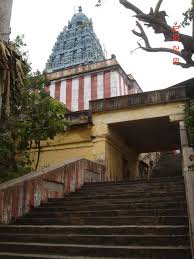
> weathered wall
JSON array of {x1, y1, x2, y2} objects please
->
[
  {"x1": 30, "y1": 127, "x2": 91, "y2": 169},
  {"x1": 179, "y1": 121, "x2": 194, "y2": 257},
  {"x1": 28, "y1": 100, "x2": 185, "y2": 181},
  {"x1": 92, "y1": 102, "x2": 185, "y2": 127},
  {"x1": 105, "y1": 129, "x2": 139, "y2": 180},
  {"x1": 184, "y1": 171, "x2": 194, "y2": 258},
  {"x1": 0, "y1": 159, "x2": 105, "y2": 224},
  {"x1": 90, "y1": 101, "x2": 185, "y2": 180}
]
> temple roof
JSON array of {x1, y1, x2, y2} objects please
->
[{"x1": 46, "y1": 7, "x2": 105, "y2": 72}]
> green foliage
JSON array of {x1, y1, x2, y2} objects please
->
[
  {"x1": 0, "y1": 165, "x2": 32, "y2": 184},
  {"x1": 26, "y1": 70, "x2": 49, "y2": 91},
  {"x1": 17, "y1": 90, "x2": 69, "y2": 149},
  {"x1": 0, "y1": 35, "x2": 70, "y2": 181},
  {"x1": 182, "y1": 7, "x2": 194, "y2": 27},
  {"x1": 185, "y1": 101, "x2": 194, "y2": 143}
]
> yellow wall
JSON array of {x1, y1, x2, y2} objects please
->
[
  {"x1": 30, "y1": 126, "x2": 106, "y2": 170},
  {"x1": 92, "y1": 102, "x2": 185, "y2": 128},
  {"x1": 105, "y1": 128, "x2": 139, "y2": 180},
  {"x1": 29, "y1": 101, "x2": 185, "y2": 179}
]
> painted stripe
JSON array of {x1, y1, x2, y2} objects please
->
[
  {"x1": 115, "y1": 71, "x2": 120, "y2": 96},
  {"x1": 0, "y1": 192, "x2": 4, "y2": 222},
  {"x1": 71, "y1": 78, "x2": 79, "y2": 111},
  {"x1": 55, "y1": 80, "x2": 61, "y2": 101},
  {"x1": 104, "y1": 71, "x2": 110, "y2": 98},
  {"x1": 123, "y1": 82, "x2": 126, "y2": 95},
  {"x1": 121, "y1": 77, "x2": 125, "y2": 95},
  {"x1": 49, "y1": 81, "x2": 55, "y2": 98},
  {"x1": 60, "y1": 80, "x2": 66, "y2": 105},
  {"x1": 97, "y1": 73, "x2": 104, "y2": 99},
  {"x1": 119, "y1": 75, "x2": 122, "y2": 96},
  {"x1": 65, "y1": 174, "x2": 70, "y2": 193},
  {"x1": 123, "y1": 83, "x2": 126, "y2": 95},
  {"x1": 110, "y1": 71, "x2": 118, "y2": 97},
  {"x1": 91, "y1": 73, "x2": 98, "y2": 100},
  {"x1": 66, "y1": 79, "x2": 72, "y2": 111},
  {"x1": 75, "y1": 171, "x2": 79, "y2": 190},
  {"x1": 84, "y1": 75, "x2": 91, "y2": 110},
  {"x1": 78, "y1": 76, "x2": 84, "y2": 110},
  {"x1": 11, "y1": 187, "x2": 19, "y2": 218},
  {"x1": 125, "y1": 83, "x2": 128, "y2": 95},
  {"x1": 126, "y1": 84, "x2": 129, "y2": 95}
]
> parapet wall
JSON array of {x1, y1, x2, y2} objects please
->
[{"x1": 0, "y1": 158, "x2": 105, "y2": 224}]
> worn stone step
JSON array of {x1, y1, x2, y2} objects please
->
[
  {"x1": 0, "y1": 242, "x2": 191, "y2": 258},
  {"x1": 26, "y1": 208, "x2": 187, "y2": 218},
  {"x1": 72, "y1": 187, "x2": 186, "y2": 195},
  {"x1": 0, "y1": 225, "x2": 189, "y2": 236},
  {"x1": 82, "y1": 183, "x2": 185, "y2": 190},
  {"x1": 43, "y1": 196, "x2": 186, "y2": 206},
  {"x1": 53, "y1": 191, "x2": 186, "y2": 201},
  {"x1": 0, "y1": 253, "x2": 148, "y2": 259},
  {"x1": 83, "y1": 179, "x2": 184, "y2": 188},
  {"x1": 14, "y1": 216, "x2": 188, "y2": 226},
  {"x1": 84, "y1": 176, "x2": 184, "y2": 185},
  {"x1": 33, "y1": 201, "x2": 187, "y2": 212},
  {"x1": 0, "y1": 233, "x2": 190, "y2": 246}
]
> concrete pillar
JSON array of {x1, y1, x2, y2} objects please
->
[
  {"x1": 179, "y1": 121, "x2": 194, "y2": 258},
  {"x1": 179, "y1": 121, "x2": 194, "y2": 173},
  {"x1": 0, "y1": 0, "x2": 13, "y2": 41}
]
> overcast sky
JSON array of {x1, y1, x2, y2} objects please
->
[{"x1": 10, "y1": 0, "x2": 193, "y2": 91}]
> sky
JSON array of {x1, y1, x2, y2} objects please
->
[{"x1": 10, "y1": 0, "x2": 193, "y2": 92}]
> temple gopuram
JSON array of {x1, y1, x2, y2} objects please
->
[{"x1": 45, "y1": 7, "x2": 142, "y2": 111}]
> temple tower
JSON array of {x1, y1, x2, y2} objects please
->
[
  {"x1": 46, "y1": 7, "x2": 105, "y2": 72},
  {"x1": 46, "y1": 7, "x2": 142, "y2": 111}
]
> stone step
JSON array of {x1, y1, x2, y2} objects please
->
[
  {"x1": 0, "y1": 225, "x2": 189, "y2": 236},
  {"x1": 72, "y1": 187, "x2": 186, "y2": 195},
  {"x1": 0, "y1": 253, "x2": 149, "y2": 259},
  {"x1": 0, "y1": 233, "x2": 190, "y2": 246},
  {"x1": 14, "y1": 216, "x2": 188, "y2": 226},
  {"x1": 82, "y1": 182, "x2": 185, "y2": 189},
  {"x1": 84, "y1": 176, "x2": 184, "y2": 185},
  {"x1": 0, "y1": 242, "x2": 191, "y2": 258},
  {"x1": 43, "y1": 195, "x2": 186, "y2": 206},
  {"x1": 26, "y1": 208, "x2": 187, "y2": 218},
  {"x1": 83, "y1": 179, "x2": 184, "y2": 188},
  {"x1": 33, "y1": 201, "x2": 187, "y2": 212},
  {"x1": 49, "y1": 191, "x2": 185, "y2": 201}
]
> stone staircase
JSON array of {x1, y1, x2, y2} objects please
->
[
  {"x1": 152, "y1": 152, "x2": 182, "y2": 178},
  {"x1": 0, "y1": 176, "x2": 192, "y2": 258}
]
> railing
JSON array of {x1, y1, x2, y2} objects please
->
[
  {"x1": 90, "y1": 86, "x2": 188, "y2": 113},
  {"x1": 0, "y1": 158, "x2": 105, "y2": 224},
  {"x1": 184, "y1": 171, "x2": 194, "y2": 258}
]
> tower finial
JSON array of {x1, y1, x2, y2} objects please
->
[{"x1": 78, "y1": 6, "x2": 82, "y2": 12}]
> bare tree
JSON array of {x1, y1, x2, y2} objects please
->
[{"x1": 119, "y1": 0, "x2": 194, "y2": 68}]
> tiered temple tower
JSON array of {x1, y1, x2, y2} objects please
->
[
  {"x1": 46, "y1": 6, "x2": 105, "y2": 72},
  {"x1": 45, "y1": 7, "x2": 142, "y2": 111}
]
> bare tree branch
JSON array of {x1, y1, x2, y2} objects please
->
[
  {"x1": 119, "y1": 0, "x2": 194, "y2": 68},
  {"x1": 154, "y1": 0, "x2": 163, "y2": 15},
  {"x1": 119, "y1": 0, "x2": 143, "y2": 15},
  {"x1": 132, "y1": 22, "x2": 151, "y2": 48},
  {"x1": 132, "y1": 21, "x2": 194, "y2": 68}
]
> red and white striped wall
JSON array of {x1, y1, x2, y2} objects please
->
[{"x1": 48, "y1": 70, "x2": 138, "y2": 111}]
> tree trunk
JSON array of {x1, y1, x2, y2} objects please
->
[
  {"x1": 192, "y1": 0, "x2": 194, "y2": 39},
  {"x1": 35, "y1": 141, "x2": 41, "y2": 171},
  {"x1": 0, "y1": 0, "x2": 13, "y2": 41}
]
